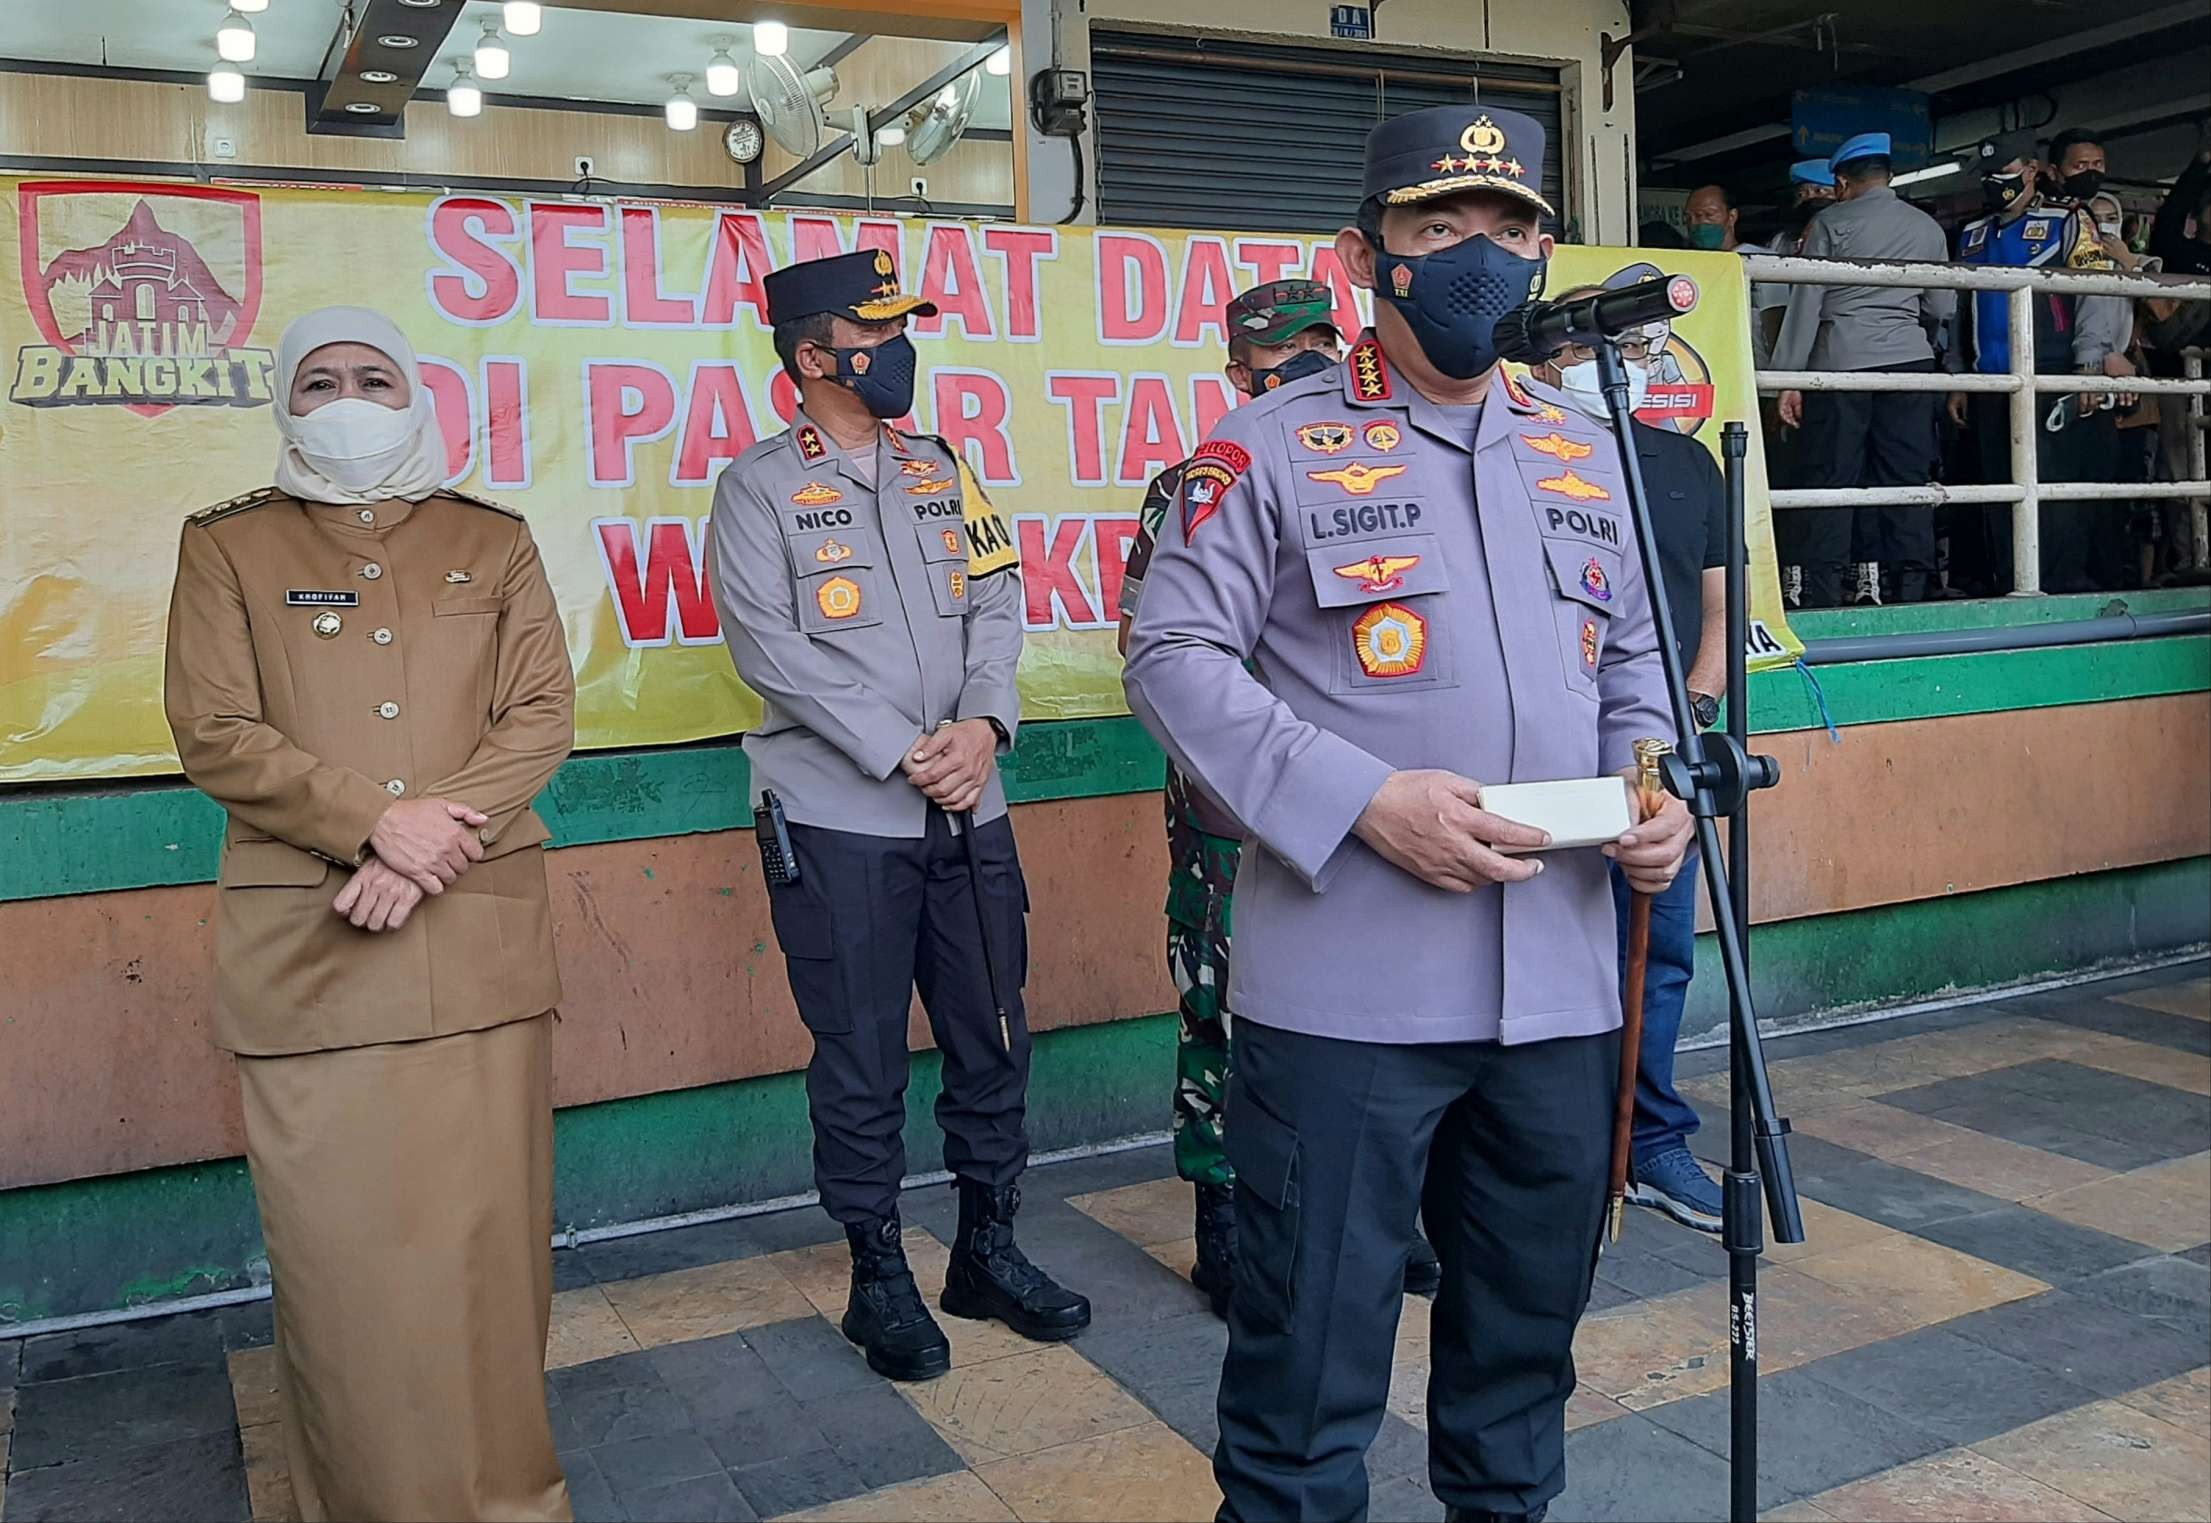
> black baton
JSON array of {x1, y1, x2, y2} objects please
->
[{"x1": 937, "y1": 722, "x2": 1012, "y2": 1053}]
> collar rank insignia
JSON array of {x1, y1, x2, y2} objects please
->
[
  {"x1": 1349, "y1": 339, "x2": 1393, "y2": 402},
  {"x1": 1498, "y1": 369, "x2": 1539, "y2": 412},
  {"x1": 1522, "y1": 431, "x2": 1594, "y2": 463},
  {"x1": 1580, "y1": 557, "x2": 1612, "y2": 602},
  {"x1": 1363, "y1": 421, "x2": 1401, "y2": 452},
  {"x1": 796, "y1": 425, "x2": 827, "y2": 462},
  {"x1": 1297, "y1": 421, "x2": 1356, "y2": 455},
  {"x1": 815, "y1": 538, "x2": 855, "y2": 564},
  {"x1": 1352, "y1": 602, "x2": 1428, "y2": 679},
  {"x1": 1334, "y1": 553, "x2": 1421, "y2": 594},
  {"x1": 1535, "y1": 469, "x2": 1612, "y2": 503},
  {"x1": 1308, "y1": 460, "x2": 1410, "y2": 497},
  {"x1": 792, "y1": 482, "x2": 843, "y2": 506}
]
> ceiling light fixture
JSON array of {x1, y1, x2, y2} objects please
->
[
  {"x1": 361, "y1": 69, "x2": 399, "y2": 83},
  {"x1": 1889, "y1": 160, "x2": 1964, "y2": 189},
  {"x1": 376, "y1": 33, "x2": 421, "y2": 48},
  {"x1": 753, "y1": 20, "x2": 788, "y2": 58},
  {"x1": 216, "y1": 11, "x2": 256, "y2": 63},
  {"x1": 231, "y1": 0, "x2": 268, "y2": 11},
  {"x1": 986, "y1": 45, "x2": 1011, "y2": 76},
  {"x1": 397, "y1": 0, "x2": 442, "y2": 7},
  {"x1": 346, "y1": 102, "x2": 381, "y2": 114},
  {"x1": 473, "y1": 22, "x2": 510, "y2": 80},
  {"x1": 876, "y1": 123, "x2": 906, "y2": 147},
  {"x1": 665, "y1": 74, "x2": 698, "y2": 131},
  {"x1": 448, "y1": 61, "x2": 483, "y2": 117},
  {"x1": 503, "y1": 2, "x2": 542, "y2": 36},
  {"x1": 706, "y1": 47, "x2": 742, "y2": 97},
  {"x1": 208, "y1": 63, "x2": 246, "y2": 103}
]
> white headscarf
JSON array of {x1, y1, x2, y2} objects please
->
[{"x1": 272, "y1": 306, "x2": 450, "y2": 505}]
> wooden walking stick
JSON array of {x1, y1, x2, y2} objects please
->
[{"x1": 1608, "y1": 737, "x2": 1673, "y2": 1246}]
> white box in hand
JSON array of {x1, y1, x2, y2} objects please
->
[{"x1": 1478, "y1": 777, "x2": 1636, "y2": 853}]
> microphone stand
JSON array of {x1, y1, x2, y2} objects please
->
[{"x1": 1591, "y1": 338, "x2": 1803, "y2": 1523}]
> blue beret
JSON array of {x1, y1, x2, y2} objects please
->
[
  {"x1": 1830, "y1": 133, "x2": 1892, "y2": 171},
  {"x1": 1789, "y1": 158, "x2": 1837, "y2": 187}
]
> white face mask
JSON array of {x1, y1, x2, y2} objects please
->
[
  {"x1": 1556, "y1": 359, "x2": 1649, "y2": 420},
  {"x1": 286, "y1": 396, "x2": 419, "y2": 492}
]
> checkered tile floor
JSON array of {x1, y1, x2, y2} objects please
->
[{"x1": 4, "y1": 965, "x2": 2207, "y2": 1522}]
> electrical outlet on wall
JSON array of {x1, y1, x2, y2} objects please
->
[
  {"x1": 211, "y1": 138, "x2": 237, "y2": 159},
  {"x1": 573, "y1": 156, "x2": 595, "y2": 179},
  {"x1": 910, "y1": 177, "x2": 928, "y2": 200}
]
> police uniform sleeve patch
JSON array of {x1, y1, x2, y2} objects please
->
[
  {"x1": 955, "y1": 459, "x2": 1019, "y2": 578},
  {"x1": 187, "y1": 486, "x2": 283, "y2": 526},
  {"x1": 1180, "y1": 461, "x2": 1239, "y2": 540},
  {"x1": 1193, "y1": 439, "x2": 1253, "y2": 474}
]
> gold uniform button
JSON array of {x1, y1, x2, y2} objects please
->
[
  {"x1": 360, "y1": 562, "x2": 384, "y2": 581},
  {"x1": 357, "y1": 509, "x2": 376, "y2": 525},
  {"x1": 372, "y1": 627, "x2": 393, "y2": 645},
  {"x1": 311, "y1": 612, "x2": 343, "y2": 639},
  {"x1": 384, "y1": 778, "x2": 406, "y2": 796},
  {"x1": 377, "y1": 701, "x2": 401, "y2": 720}
]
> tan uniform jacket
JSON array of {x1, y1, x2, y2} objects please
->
[{"x1": 164, "y1": 489, "x2": 576, "y2": 1056}]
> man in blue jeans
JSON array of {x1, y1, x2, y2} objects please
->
[{"x1": 1538, "y1": 312, "x2": 1727, "y2": 1231}]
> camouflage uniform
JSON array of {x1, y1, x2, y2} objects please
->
[{"x1": 1123, "y1": 460, "x2": 1242, "y2": 1188}]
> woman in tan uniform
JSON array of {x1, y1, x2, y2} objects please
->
[{"x1": 163, "y1": 306, "x2": 575, "y2": 1521}]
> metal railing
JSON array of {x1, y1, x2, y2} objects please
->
[{"x1": 1744, "y1": 252, "x2": 2211, "y2": 594}]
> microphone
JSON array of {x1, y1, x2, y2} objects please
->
[{"x1": 1491, "y1": 274, "x2": 1700, "y2": 365}]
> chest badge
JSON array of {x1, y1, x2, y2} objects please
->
[
  {"x1": 1536, "y1": 469, "x2": 1612, "y2": 503},
  {"x1": 2024, "y1": 218, "x2": 2051, "y2": 242},
  {"x1": 1363, "y1": 421, "x2": 1401, "y2": 452},
  {"x1": 816, "y1": 576, "x2": 862, "y2": 621},
  {"x1": 1296, "y1": 421, "x2": 1355, "y2": 455},
  {"x1": 1308, "y1": 461, "x2": 1410, "y2": 497},
  {"x1": 900, "y1": 458, "x2": 937, "y2": 477},
  {"x1": 815, "y1": 538, "x2": 855, "y2": 564},
  {"x1": 1581, "y1": 618, "x2": 1601, "y2": 670},
  {"x1": 1534, "y1": 402, "x2": 1568, "y2": 424},
  {"x1": 444, "y1": 569, "x2": 473, "y2": 584},
  {"x1": 285, "y1": 589, "x2": 360, "y2": 607},
  {"x1": 905, "y1": 477, "x2": 955, "y2": 495},
  {"x1": 793, "y1": 482, "x2": 843, "y2": 507},
  {"x1": 949, "y1": 569, "x2": 967, "y2": 601},
  {"x1": 311, "y1": 612, "x2": 343, "y2": 639},
  {"x1": 1352, "y1": 601, "x2": 1428, "y2": 679},
  {"x1": 1580, "y1": 558, "x2": 1613, "y2": 602},
  {"x1": 1521, "y1": 431, "x2": 1594, "y2": 463},
  {"x1": 1334, "y1": 554, "x2": 1421, "y2": 595},
  {"x1": 940, "y1": 527, "x2": 964, "y2": 556}
]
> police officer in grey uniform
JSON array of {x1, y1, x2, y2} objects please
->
[
  {"x1": 710, "y1": 250, "x2": 1089, "y2": 1385},
  {"x1": 1123, "y1": 106, "x2": 1692, "y2": 1523}
]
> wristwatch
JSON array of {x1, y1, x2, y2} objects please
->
[{"x1": 1690, "y1": 692, "x2": 1721, "y2": 730}]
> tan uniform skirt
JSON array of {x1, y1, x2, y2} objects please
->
[{"x1": 238, "y1": 1013, "x2": 571, "y2": 1523}]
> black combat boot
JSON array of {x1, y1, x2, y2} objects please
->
[
  {"x1": 841, "y1": 1217, "x2": 951, "y2": 1382},
  {"x1": 1191, "y1": 1181, "x2": 1237, "y2": 1318},
  {"x1": 1404, "y1": 1229, "x2": 1442, "y2": 1297},
  {"x1": 940, "y1": 1179, "x2": 1092, "y2": 1341}
]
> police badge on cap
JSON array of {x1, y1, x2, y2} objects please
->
[
  {"x1": 764, "y1": 248, "x2": 939, "y2": 325},
  {"x1": 1360, "y1": 105, "x2": 1556, "y2": 218}
]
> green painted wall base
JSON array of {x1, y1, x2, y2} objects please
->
[{"x1": 4, "y1": 859, "x2": 2206, "y2": 1327}]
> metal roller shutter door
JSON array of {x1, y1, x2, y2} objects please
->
[{"x1": 1092, "y1": 31, "x2": 1565, "y2": 236}]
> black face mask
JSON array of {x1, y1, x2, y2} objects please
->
[
  {"x1": 1245, "y1": 347, "x2": 1334, "y2": 396},
  {"x1": 1371, "y1": 233, "x2": 1548, "y2": 381},
  {"x1": 2061, "y1": 169, "x2": 2105, "y2": 202},
  {"x1": 1984, "y1": 171, "x2": 2030, "y2": 213},
  {"x1": 831, "y1": 333, "x2": 917, "y2": 419}
]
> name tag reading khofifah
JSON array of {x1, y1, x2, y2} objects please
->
[{"x1": 286, "y1": 590, "x2": 361, "y2": 606}]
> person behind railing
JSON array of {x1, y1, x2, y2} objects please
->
[
  {"x1": 1771, "y1": 132, "x2": 1956, "y2": 607},
  {"x1": 1947, "y1": 128, "x2": 2133, "y2": 595},
  {"x1": 1768, "y1": 158, "x2": 1839, "y2": 607}
]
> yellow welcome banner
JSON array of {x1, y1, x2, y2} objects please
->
[{"x1": 0, "y1": 178, "x2": 1799, "y2": 784}]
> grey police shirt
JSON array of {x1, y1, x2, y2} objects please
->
[
  {"x1": 1123, "y1": 336, "x2": 1674, "y2": 1047},
  {"x1": 709, "y1": 410, "x2": 1023, "y2": 838},
  {"x1": 1771, "y1": 187, "x2": 1957, "y2": 373}
]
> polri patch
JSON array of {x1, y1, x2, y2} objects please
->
[
  {"x1": 1581, "y1": 557, "x2": 1612, "y2": 602},
  {"x1": 1352, "y1": 601, "x2": 1427, "y2": 678},
  {"x1": 816, "y1": 576, "x2": 862, "y2": 621},
  {"x1": 286, "y1": 589, "x2": 360, "y2": 606}
]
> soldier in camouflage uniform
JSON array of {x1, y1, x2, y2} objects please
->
[{"x1": 1118, "y1": 281, "x2": 1439, "y2": 1315}]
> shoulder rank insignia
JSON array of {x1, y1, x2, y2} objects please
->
[
  {"x1": 1334, "y1": 553, "x2": 1420, "y2": 594},
  {"x1": 1348, "y1": 338, "x2": 1393, "y2": 402},
  {"x1": 1296, "y1": 421, "x2": 1356, "y2": 455},
  {"x1": 796, "y1": 425, "x2": 828, "y2": 462},
  {"x1": 1308, "y1": 461, "x2": 1409, "y2": 497},
  {"x1": 1521, "y1": 431, "x2": 1594, "y2": 463},
  {"x1": 187, "y1": 486, "x2": 283, "y2": 526},
  {"x1": 441, "y1": 487, "x2": 524, "y2": 518},
  {"x1": 1536, "y1": 469, "x2": 1612, "y2": 503}
]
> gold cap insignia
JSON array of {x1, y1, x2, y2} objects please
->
[{"x1": 873, "y1": 250, "x2": 895, "y2": 277}]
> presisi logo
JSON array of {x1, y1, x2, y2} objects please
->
[{"x1": 11, "y1": 183, "x2": 275, "y2": 415}]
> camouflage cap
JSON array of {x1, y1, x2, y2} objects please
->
[{"x1": 1224, "y1": 280, "x2": 1338, "y2": 347}]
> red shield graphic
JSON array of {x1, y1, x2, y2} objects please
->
[{"x1": 17, "y1": 180, "x2": 265, "y2": 418}]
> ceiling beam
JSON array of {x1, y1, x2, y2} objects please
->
[{"x1": 308, "y1": 0, "x2": 466, "y2": 134}]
